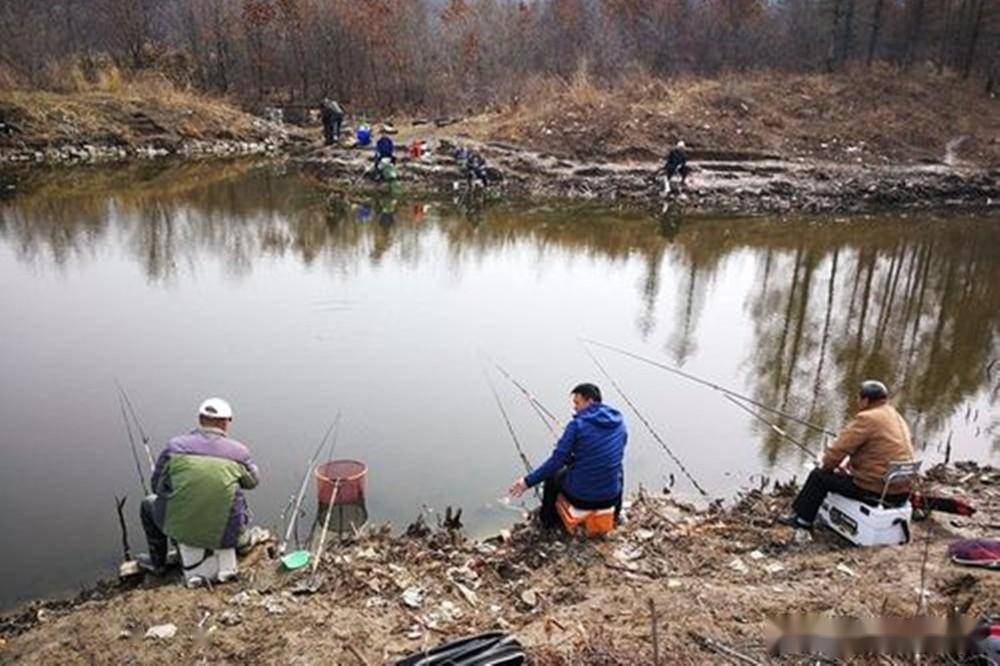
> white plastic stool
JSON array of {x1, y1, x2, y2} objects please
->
[
  {"x1": 178, "y1": 544, "x2": 237, "y2": 588},
  {"x1": 817, "y1": 460, "x2": 921, "y2": 547}
]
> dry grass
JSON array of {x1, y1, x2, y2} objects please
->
[
  {"x1": 473, "y1": 64, "x2": 1000, "y2": 166},
  {"x1": 0, "y1": 65, "x2": 274, "y2": 149}
]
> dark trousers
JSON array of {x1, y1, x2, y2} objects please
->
[
  {"x1": 141, "y1": 495, "x2": 169, "y2": 566},
  {"x1": 322, "y1": 117, "x2": 342, "y2": 144},
  {"x1": 792, "y1": 468, "x2": 908, "y2": 523},
  {"x1": 539, "y1": 467, "x2": 622, "y2": 529}
]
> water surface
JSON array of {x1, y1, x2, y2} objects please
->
[{"x1": 1, "y1": 162, "x2": 997, "y2": 609}]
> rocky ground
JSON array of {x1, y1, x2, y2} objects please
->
[
  {"x1": 0, "y1": 87, "x2": 308, "y2": 166},
  {"x1": 296, "y1": 68, "x2": 1000, "y2": 215},
  {"x1": 297, "y1": 135, "x2": 999, "y2": 215},
  {"x1": 2, "y1": 461, "x2": 997, "y2": 664}
]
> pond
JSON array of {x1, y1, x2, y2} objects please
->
[{"x1": 0, "y1": 161, "x2": 997, "y2": 610}]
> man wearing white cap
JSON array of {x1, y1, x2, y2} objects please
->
[{"x1": 139, "y1": 398, "x2": 260, "y2": 574}]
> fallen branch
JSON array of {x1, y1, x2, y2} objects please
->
[
  {"x1": 346, "y1": 644, "x2": 370, "y2": 665},
  {"x1": 649, "y1": 598, "x2": 661, "y2": 666},
  {"x1": 689, "y1": 632, "x2": 763, "y2": 666},
  {"x1": 114, "y1": 495, "x2": 131, "y2": 561}
]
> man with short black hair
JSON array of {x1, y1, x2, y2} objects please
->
[
  {"x1": 777, "y1": 380, "x2": 915, "y2": 530},
  {"x1": 508, "y1": 383, "x2": 627, "y2": 529},
  {"x1": 138, "y1": 398, "x2": 260, "y2": 574}
]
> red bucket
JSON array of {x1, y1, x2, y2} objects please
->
[{"x1": 315, "y1": 459, "x2": 367, "y2": 506}]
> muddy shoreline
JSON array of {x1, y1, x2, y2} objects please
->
[
  {"x1": 2, "y1": 129, "x2": 996, "y2": 216},
  {"x1": 2, "y1": 461, "x2": 997, "y2": 664},
  {"x1": 297, "y1": 139, "x2": 1000, "y2": 216}
]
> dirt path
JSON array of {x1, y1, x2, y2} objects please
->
[{"x1": 2, "y1": 462, "x2": 996, "y2": 664}]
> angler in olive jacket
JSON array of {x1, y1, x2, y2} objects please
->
[
  {"x1": 138, "y1": 398, "x2": 259, "y2": 573},
  {"x1": 778, "y1": 380, "x2": 915, "y2": 529}
]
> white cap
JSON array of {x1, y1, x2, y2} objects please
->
[
  {"x1": 198, "y1": 398, "x2": 233, "y2": 420},
  {"x1": 677, "y1": 140, "x2": 685, "y2": 148}
]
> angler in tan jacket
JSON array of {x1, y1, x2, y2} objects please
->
[{"x1": 778, "y1": 380, "x2": 915, "y2": 529}]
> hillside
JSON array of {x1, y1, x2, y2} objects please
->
[{"x1": 444, "y1": 67, "x2": 999, "y2": 167}]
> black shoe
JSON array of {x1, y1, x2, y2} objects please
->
[
  {"x1": 776, "y1": 514, "x2": 813, "y2": 530},
  {"x1": 136, "y1": 554, "x2": 166, "y2": 576}
]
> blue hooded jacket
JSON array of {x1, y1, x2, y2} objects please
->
[{"x1": 525, "y1": 403, "x2": 627, "y2": 502}]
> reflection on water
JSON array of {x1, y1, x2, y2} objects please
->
[{"x1": 0, "y1": 162, "x2": 997, "y2": 609}]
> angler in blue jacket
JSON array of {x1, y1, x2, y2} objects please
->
[{"x1": 508, "y1": 383, "x2": 627, "y2": 528}]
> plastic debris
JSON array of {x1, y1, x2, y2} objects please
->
[
  {"x1": 144, "y1": 624, "x2": 177, "y2": 640},
  {"x1": 764, "y1": 562, "x2": 786, "y2": 575},
  {"x1": 219, "y1": 611, "x2": 242, "y2": 626},
  {"x1": 836, "y1": 563, "x2": 856, "y2": 577},
  {"x1": 728, "y1": 558, "x2": 749, "y2": 575},
  {"x1": 402, "y1": 587, "x2": 424, "y2": 609},
  {"x1": 264, "y1": 598, "x2": 286, "y2": 615}
]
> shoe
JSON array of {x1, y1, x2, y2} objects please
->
[
  {"x1": 776, "y1": 514, "x2": 813, "y2": 530},
  {"x1": 136, "y1": 554, "x2": 167, "y2": 576}
]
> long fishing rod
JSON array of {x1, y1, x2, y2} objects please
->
[
  {"x1": 481, "y1": 365, "x2": 533, "y2": 475},
  {"x1": 310, "y1": 412, "x2": 345, "y2": 577},
  {"x1": 723, "y1": 394, "x2": 816, "y2": 458},
  {"x1": 311, "y1": 479, "x2": 340, "y2": 578},
  {"x1": 580, "y1": 338, "x2": 837, "y2": 438},
  {"x1": 484, "y1": 354, "x2": 562, "y2": 436},
  {"x1": 581, "y1": 343, "x2": 710, "y2": 498},
  {"x1": 117, "y1": 392, "x2": 149, "y2": 495},
  {"x1": 115, "y1": 379, "x2": 155, "y2": 470},
  {"x1": 280, "y1": 413, "x2": 340, "y2": 554}
]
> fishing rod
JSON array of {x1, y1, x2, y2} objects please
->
[
  {"x1": 117, "y1": 391, "x2": 149, "y2": 495},
  {"x1": 310, "y1": 412, "x2": 345, "y2": 578},
  {"x1": 580, "y1": 338, "x2": 837, "y2": 438},
  {"x1": 280, "y1": 413, "x2": 341, "y2": 554},
  {"x1": 481, "y1": 364, "x2": 534, "y2": 475},
  {"x1": 115, "y1": 379, "x2": 155, "y2": 470},
  {"x1": 311, "y1": 478, "x2": 340, "y2": 578},
  {"x1": 581, "y1": 342, "x2": 710, "y2": 498},
  {"x1": 483, "y1": 353, "x2": 562, "y2": 436},
  {"x1": 723, "y1": 394, "x2": 816, "y2": 458}
]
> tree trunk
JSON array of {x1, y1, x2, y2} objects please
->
[
  {"x1": 827, "y1": 0, "x2": 843, "y2": 71},
  {"x1": 962, "y1": 0, "x2": 986, "y2": 79},
  {"x1": 841, "y1": 0, "x2": 855, "y2": 64},
  {"x1": 866, "y1": 0, "x2": 884, "y2": 67},
  {"x1": 904, "y1": 0, "x2": 926, "y2": 70}
]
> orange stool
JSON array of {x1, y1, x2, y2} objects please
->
[{"x1": 555, "y1": 494, "x2": 615, "y2": 538}]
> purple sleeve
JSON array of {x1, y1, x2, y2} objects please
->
[
  {"x1": 525, "y1": 421, "x2": 577, "y2": 488},
  {"x1": 150, "y1": 445, "x2": 173, "y2": 492},
  {"x1": 239, "y1": 449, "x2": 260, "y2": 489}
]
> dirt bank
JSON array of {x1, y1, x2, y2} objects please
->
[
  {"x1": 0, "y1": 84, "x2": 305, "y2": 166},
  {"x1": 298, "y1": 136, "x2": 999, "y2": 216},
  {"x1": 2, "y1": 461, "x2": 997, "y2": 664},
  {"x1": 298, "y1": 69, "x2": 1000, "y2": 214}
]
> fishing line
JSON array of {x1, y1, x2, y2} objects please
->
[
  {"x1": 723, "y1": 394, "x2": 816, "y2": 457},
  {"x1": 580, "y1": 338, "x2": 837, "y2": 437},
  {"x1": 581, "y1": 341, "x2": 710, "y2": 497},
  {"x1": 117, "y1": 391, "x2": 149, "y2": 495},
  {"x1": 482, "y1": 352, "x2": 562, "y2": 436}
]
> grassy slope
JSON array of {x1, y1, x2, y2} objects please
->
[
  {"x1": 452, "y1": 67, "x2": 999, "y2": 167},
  {"x1": 0, "y1": 78, "x2": 288, "y2": 150}
]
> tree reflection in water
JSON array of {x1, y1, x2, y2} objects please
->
[{"x1": 2, "y1": 164, "x2": 996, "y2": 463}]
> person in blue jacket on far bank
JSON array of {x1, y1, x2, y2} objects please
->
[{"x1": 508, "y1": 383, "x2": 627, "y2": 528}]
